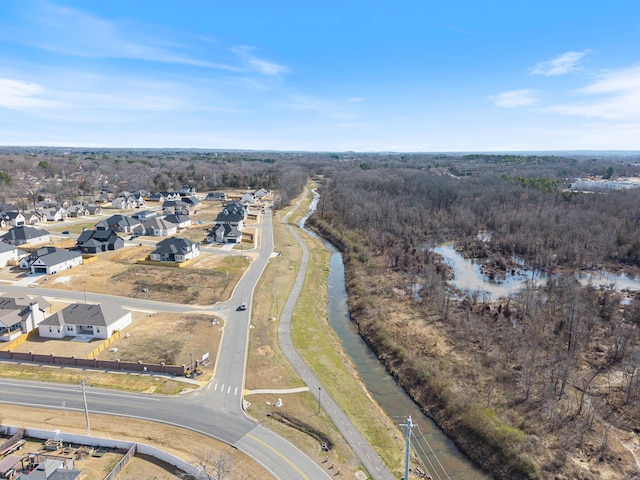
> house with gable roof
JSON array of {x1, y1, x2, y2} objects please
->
[
  {"x1": 15, "y1": 458, "x2": 82, "y2": 479},
  {"x1": 20, "y1": 247, "x2": 83, "y2": 275},
  {"x1": 142, "y1": 216, "x2": 177, "y2": 236},
  {"x1": 207, "y1": 223, "x2": 242, "y2": 244},
  {"x1": 96, "y1": 214, "x2": 141, "y2": 233},
  {"x1": 150, "y1": 237, "x2": 199, "y2": 263},
  {"x1": 0, "y1": 242, "x2": 23, "y2": 267},
  {"x1": 76, "y1": 229, "x2": 124, "y2": 253},
  {"x1": 1, "y1": 225, "x2": 50, "y2": 246},
  {"x1": 2, "y1": 211, "x2": 26, "y2": 227},
  {"x1": 0, "y1": 294, "x2": 51, "y2": 341},
  {"x1": 39, "y1": 302, "x2": 132, "y2": 340},
  {"x1": 164, "y1": 213, "x2": 191, "y2": 229}
]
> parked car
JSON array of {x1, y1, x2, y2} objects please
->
[{"x1": 61, "y1": 231, "x2": 70, "y2": 234}]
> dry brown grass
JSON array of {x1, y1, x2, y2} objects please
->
[{"x1": 0, "y1": 405, "x2": 271, "y2": 480}]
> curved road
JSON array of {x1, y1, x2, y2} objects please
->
[{"x1": 0, "y1": 207, "x2": 394, "y2": 479}]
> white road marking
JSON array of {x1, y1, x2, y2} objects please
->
[{"x1": 234, "y1": 387, "x2": 238, "y2": 396}]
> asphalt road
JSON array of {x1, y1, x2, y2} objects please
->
[{"x1": 0, "y1": 208, "x2": 396, "y2": 479}]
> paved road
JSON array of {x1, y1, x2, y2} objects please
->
[
  {"x1": 0, "y1": 212, "x2": 332, "y2": 479},
  {"x1": 276, "y1": 202, "x2": 396, "y2": 480},
  {"x1": 0, "y1": 206, "x2": 396, "y2": 479}
]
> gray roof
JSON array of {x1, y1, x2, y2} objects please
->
[
  {"x1": 163, "y1": 214, "x2": 190, "y2": 224},
  {"x1": 152, "y1": 237, "x2": 197, "y2": 255},
  {"x1": 143, "y1": 217, "x2": 174, "y2": 230},
  {"x1": 30, "y1": 247, "x2": 81, "y2": 267},
  {"x1": 0, "y1": 242, "x2": 17, "y2": 253},
  {"x1": 1, "y1": 225, "x2": 49, "y2": 243},
  {"x1": 41, "y1": 302, "x2": 129, "y2": 328}
]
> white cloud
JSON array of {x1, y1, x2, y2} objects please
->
[
  {"x1": 230, "y1": 46, "x2": 288, "y2": 76},
  {"x1": 347, "y1": 97, "x2": 365, "y2": 103},
  {"x1": 0, "y1": 78, "x2": 61, "y2": 109},
  {"x1": 490, "y1": 89, "x2": 539, "y2": 108},
  {"x1": 546, "y1": 65, "x2": 640, "y2": 121},
  {"x1": 530, "y1": 50, "x2": 591, "y2": 76},
  {"x1": 19, "y1": 4, "x2": 239, "y2": 71}
]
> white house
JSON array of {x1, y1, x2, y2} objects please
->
[
  {"x1": 0, "y1": 294, "x2": 51, "y2": 342},
  {"x1": 0, "y1": 225, "x2": 50, "y2": 246},
  {"x1": 2, "y1": 211, "x2": 26, "y2": 227},
  {"x1": 112, "y1": 197, "x2": 136, "y2": 209},
  {"x1": 164, "y1": 214, "x2": 191, "y2": 229},
  {"x1": 142, "y1": 217, "x2": 177, "y2": 237},
  {"x1": 37, "y1": 207, "x2": 67, "y2": 222},
  {"x1": 39, "y1": 302, "x2": 132, "y2": 340},
  {"x1": 0, "y1": 242, "x2": 22, "y2": 267},
  {"x1": 20, "y1": 247, "x2": 83, "y2": 275}
]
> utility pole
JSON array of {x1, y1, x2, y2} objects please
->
[
  {"x1": 317, "y1": 386, "x2": 321, "y2": 414},
  {"x1": 81, "y1": 378, "x2": 91, "y2": 437},
  {"x1": 401, "y1": 416, "x2": 414, "y2": 480}
]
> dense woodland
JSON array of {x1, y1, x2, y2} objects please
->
[
  {"x1": 308, "y1": 154, "x2": 640, "y2": 479},
  {"x1": 2, "y1": 148, "x2": 640, "y2": 478}
]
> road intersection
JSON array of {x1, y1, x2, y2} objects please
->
[{"x1": 0, "y1": 208, "x2": 395, "y2": 479}]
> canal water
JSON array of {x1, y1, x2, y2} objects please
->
[{"x1": 300, "y1": 193, "x2": 487, "y2": 479}]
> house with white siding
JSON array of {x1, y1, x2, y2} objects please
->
[
  {"x1": 39, "y1": 302, "x2": 132, "y2": 340},
  {"x1": 20, "y1": 247, "x2": 83, "y2": 275}
]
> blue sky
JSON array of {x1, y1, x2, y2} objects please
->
[{"x1": 1, "y1": 1, "x2": 639, "y2": 152}]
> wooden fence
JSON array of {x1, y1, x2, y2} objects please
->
[{"x1": 86, "y1": 330, "x2": 121, "y2": 360}]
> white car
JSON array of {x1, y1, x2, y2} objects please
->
[{"x1": 239, "y1": 302, "x2": 247, "y2": 311}]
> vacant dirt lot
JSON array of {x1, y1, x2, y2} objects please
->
[{"x1": 28, "y1": 245, "x2": 249, "y2": 305}]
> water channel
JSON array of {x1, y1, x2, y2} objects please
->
[{"x1": 300, "y1": 193, "x2": 487, "y2": 480}]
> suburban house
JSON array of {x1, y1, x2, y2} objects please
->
[
  {"x1": 205, "y1": 191, "x2": 226, "y2": 201},
  {"x1": 22, "y1": 211, "x2": 45, "y2": 224},
  {"x1": 0, "y1": 294, "x2": 51, "y2": 342},
  {"x1": 146, "y1": 192, "x2": 165, "y2": 202},
  {"x1": 85, "y1": 204, "x2": 103, "y2": 215},
  {"x1": 254, "y1": 188, "x2": 269, "y2": 200},
  {"x1": 96, "y1": 214, "x2": 141, "y2": 233},
  {"x1": 131, "y1": 209, "x2": 157, "y2": 222},
  {"x1": 214, "y1": 208, "x2": 245, "y2": 231},
  {"x1": 161, "y1": 191, "x2": 182, "y2": 201},
  {"x1": 0, "y1": 225, "x2": 50, "y2": 246},
  {"x1": 207, "y1": 223, "x2": 242, "y2": 244},
  {"x1": 142, "y1": 217, "x2": 177, "y2": 236},
  {"x1": 161, "y1": 200, "x2": 194, "y2": 215},
  {"x1": 240, "y1": 192, "x2": 255, "y2": 205},
  {"x1": 111, "y1": 196, "x2": 136, "y2": 209},
  {"x1": 223, "y1": 201, "x2": 248, "y2": 218},
  {"x1": 180, "y1": 195, "x2": 201, "y2": 208},
  {"x1": 0, "y1": 242, "x2": 23, "y2": 267},
  {"x1": 134, "y1": 194, "x2": 146, "y2": 208},
  {"x1": 39, "y1": 302, "x2": 132, "y2": 340},
  {"x1": 20, "y1": 247, "x2": 83, "y2": 275},
  {"x1": 37, "y1": 206, "x2": 67, "y2": 222},
  {"x1": 150, "y1": 237, "x2": 200, "y2": 263},
  {"x1": 179, "y1": 186, "x2": 197, "y2": 196},
  {"x1": 2, "y1": 211, "x2": 26, "y2": 227},
  {"x1": 75, "y1": 229, "x2": 124, "y2": 253},
  {"x1": 65, "y1": 204, "x2": 88, "y2": 218},
  {"x1": 15, "y1": 458, "x2": 82, "y2": 479},
  {"x1": 164, "y1": 214, "x2": 191, "y2": 229}
]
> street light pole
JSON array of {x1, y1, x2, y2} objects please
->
[
  {"x1": 317, "y1": 386, "x2": 321, "y2": 414},
  {"x1": 81, "y1": 378, "x2": 91, "y2": 437}
]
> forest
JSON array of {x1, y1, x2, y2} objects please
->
[{"x1": 308, "y1": 154, "x2": 640, "y2": 479}]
